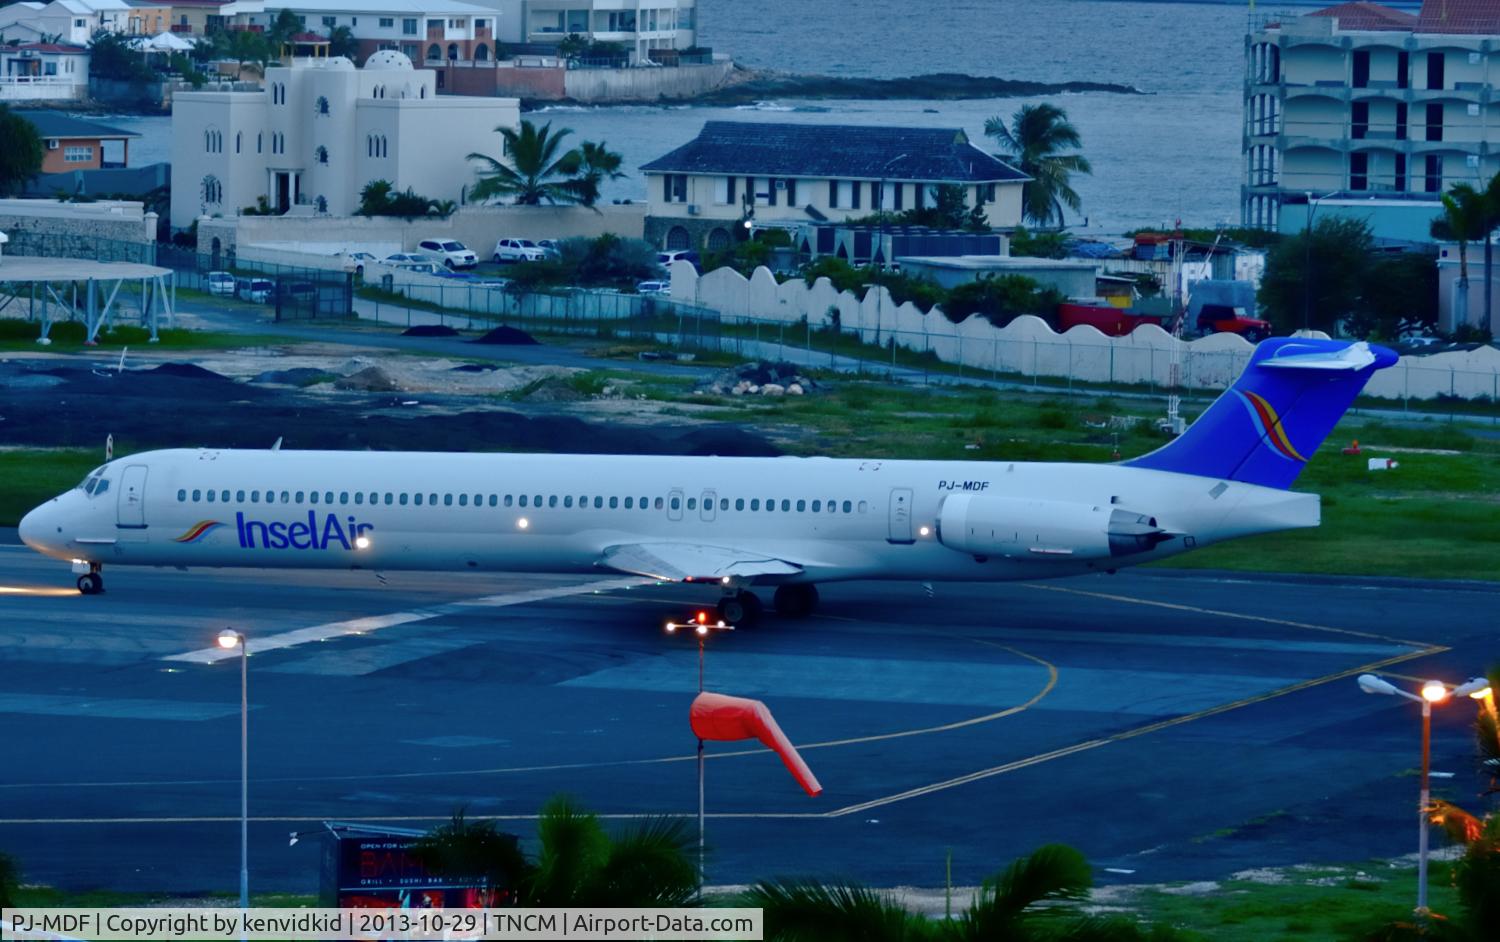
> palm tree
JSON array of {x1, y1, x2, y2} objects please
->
[
  {"x1": 1433, "y1": 182, "x2": 1486, "y2": 333},
  {"x1": 414, "y1": 795, "x2": 697, "y2": 907},
  {"x1": 468, "y1": 120, "x2": 586, "y2": 206},
  {"x1": 570, "y1": 140, "x2": 626, "y2": 208},
  {"x1": 748, "y1": 844, "x2": 1184, "y2": 941},
  {"x1": 984, "y1": 103, "x2": 1093, "y2": 228}
]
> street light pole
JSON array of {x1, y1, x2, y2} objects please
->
[
  {"x1": 1302, "y1": 191, "x2": 1326, "y2": 334},
  {"x1": 1358, "y1": 673, "x2": 1491, "y2": 917},
  {"x1": 217, "y1": 629, "x2": 249, "y2": 921}
]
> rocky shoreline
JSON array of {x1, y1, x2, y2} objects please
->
[{"x1": 694, "y1": 67, "x2": 1143, "y2": 105}]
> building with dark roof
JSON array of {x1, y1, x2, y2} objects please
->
[
  {"x1": 1245, "y1": 0, "x2": 1500, "y2": 274},
  {"x1": 14, "y1": 110, "x2": 139, "y2": 173},
  {"x1": 639, "y1": 121, "x2": 1028, "y2": 252}
]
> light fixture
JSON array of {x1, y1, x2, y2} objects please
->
[
  {"x1": 1453, "y1": 677, "x2": 1491, "y2": 699},
  {"x1": 695, "y1": 624, "x2": 708, "y2": 637},
  {"x1": 1422, "y1": 680, "x2": 1449, "y2": 703},
  {"x1": 217, "y1": 629, "x2": 243, "y2": 650},
  {"x1": 1358, "y1": 673, "x2": 1401, "y2": 697}
]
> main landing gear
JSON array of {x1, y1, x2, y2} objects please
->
[
  {"x1": 714, "y1": 584, "x2": 820, "y2": 625},
  {"x1": 76, "y1": 562, "x2": 104, "y2": 595}
]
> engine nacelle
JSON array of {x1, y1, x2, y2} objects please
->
[{"x1": 937, "y1": 494, "x2": 1171, "y2": 561}]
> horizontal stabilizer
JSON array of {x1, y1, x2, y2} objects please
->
[
  {"x1": 1256, "y1": 342, "x2": 1382, "y2": 372},
  {"x1": 600, "y1": 542, "x2": 803, "y2": 582}
]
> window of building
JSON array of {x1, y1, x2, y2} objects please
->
[
  {"x1": 447, "y1": 42, "x2": 458, "y2": 60},
  {"x1": 403, "y1": 18, "x2": 418, "y2": 34},
  {"x1": 475, "y1": 42, "x2": 489, "y2": 61},
  {"x1": 1425, "y1": 153, "x2": 1443, "y2": 193},
  {"x1": 427, "y1": 43, "x2": 441, "y2": 59},
  {"x1": 63, "y1": 145, "x2": 93, "y2": 163},
  {"x1": 427, "y1": 18, "x2": 443, "y2": 30},
  {"x1": 713, "y1": 175, "x2": 736, "y2": 205},
  {"x1": 257, "y1": 132, "x2": 262, "y2": 153},
  {"x1": 315, "y1": 145, "x2": 329, "y2": 164},
  {"x1": 475, "y1": 18, "x2": 487, "y2": 28},
  {"x1": 662, "y1": 173, "x2": 687, "y2": 203},
  {"x1": 201, "y1": 174, "x2": 222, "y2": 205},
  {"x1": 379, "y1": 16, "x2": 394, "y2": 28},
  {"x1": 1426, "y1": 102, "x2": 1443, "y2": 142},
  {"x1": 315, "y1": 195, "x2": 328, "y2": 213},
  {"x1": 321, "y1": 15, "x2": 335, "y2": 27},
  {"x1": 316, "y1": 95, "x2": 329, "y2": 115}
]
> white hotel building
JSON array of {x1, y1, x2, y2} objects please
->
[{"x1": 169, "y1": 51, "x2": 519, "y2": 229}]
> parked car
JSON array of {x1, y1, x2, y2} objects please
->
[
  {"x1": 636, "y1": 280, "x2": 671, "y2": 296},
  {"x1": 1056, "y1": 302, "x2": 1168, "y2": 337},
  {"x1": 336, "y1": 251, "x2": 378, "y2": 277},
  {"x1": 492, "y1": 238, "x2": 548, "y2": 263},
  {"x1": 383, "y1": 252, "x2": 428, "y2": 266},
  {"x1": 1197, "y1": 304, "x2": 1272, "y2": 342},
  {"x1": 416, "y1": 238, "x2": 478, "y2": 270},
  {"x1": 656, "y1": 249, "x2": 699, "y2": 269},
  {"x1": 236, "y1": 278, "x2": 274, "y2": 303},
  {"x1": 206, "y1": 271, "x2": 236, "y2": 297},
  {"x1": 392, "y1": 261, "x2": 444, "y2": 275}
]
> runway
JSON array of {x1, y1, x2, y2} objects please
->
[{"x1": 0, "y1": 545, "x2": 1493, "y2": 893}]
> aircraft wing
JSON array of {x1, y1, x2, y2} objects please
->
[{"x1": 599, "y1": 542, "x2": 804, "y2": 582}]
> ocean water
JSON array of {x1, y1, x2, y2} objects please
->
[{"x1": 112, "y1": 0, "x2": 1267, "y2": 232}]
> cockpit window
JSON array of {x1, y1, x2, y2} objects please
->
[
  {"x1": 81, "y1": 472, "x2": 110, "y2": 496},
  {"x1": 93, "y1": 478, "x2": 110, "y2": 496}
]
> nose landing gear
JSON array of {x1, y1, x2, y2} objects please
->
[{"x1": 76, "y1": 563, "x2": 104, "y2": 595}]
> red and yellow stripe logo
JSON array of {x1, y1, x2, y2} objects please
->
[
  {"x1": 173, "y1": 520, "x2": 224, "y2": 544},
  {"x1": 1237, "y1": 390, "x2": 1307, "y2": 462}
]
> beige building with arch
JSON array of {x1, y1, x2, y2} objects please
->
[{"x1": 169, "y1": 51, "x2": 518, "y2": 229}]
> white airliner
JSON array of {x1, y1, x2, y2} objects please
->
[{"x1": 18, "y1": 339, "x2": 1395, "y2": 623}]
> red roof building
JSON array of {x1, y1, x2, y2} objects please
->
[{"x1": 1416, "y1": 0, "x2": 1500, "y2": 34}]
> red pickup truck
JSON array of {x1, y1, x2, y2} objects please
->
[
  {"x1": 1056, "y1": 302, "x2": 1169, "y2": 337},
  {"x1": 1196, "y1": 304, "x2": 1272, "y2": 342}
]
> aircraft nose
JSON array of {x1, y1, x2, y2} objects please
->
[{"x1": 18, "y1": 501, "x2": 60, "y2": 556}]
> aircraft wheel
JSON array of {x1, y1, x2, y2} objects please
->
[
  {"x1": 773, "y1": 584, "x2": 819, "y2": 618},
  {"x1": 77, "y1": 572, "x2": 103, "y2": 595},
  {"x1": 717, "y1": 591, "x2": 761, "y2": 626}
]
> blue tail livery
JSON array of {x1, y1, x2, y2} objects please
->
[{"x1": 1126, "y1": 338, "x2": 1397, "y2": 489}]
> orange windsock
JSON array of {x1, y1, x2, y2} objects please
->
[{"x1": 690, "y1": 691, "x2": 822, "y2": 797}]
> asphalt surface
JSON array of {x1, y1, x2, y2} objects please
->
[{"x1": 0, "y1": 550, "x2": 1494, "y2": 896}]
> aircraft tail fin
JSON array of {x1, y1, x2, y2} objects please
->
[{"x1": 1125, "y1": 338, "x2": 1397, "y2": 490}]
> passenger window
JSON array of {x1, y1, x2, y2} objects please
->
[
  {"x1": 399, "y1": 493, "x2": 408, "y2": 506},
  {"x1": 812, "y1": 500, "x2": 822, "y2": 512},
  {"x1": 192, "y1": 489, "x2": 202, "y2": 502},
  {"x1": 640, "y1": 495, "x2": 648, "y2": 508},
  {"x1": 766, "y1": 499, "x2": 775, "y2": 512},
  {"x1": 593, "y1": 496, "x2": 603, "y2": 509},
  {"x1": 459, "y1": 494, "x2": 468, "y2": 507},
  {"x1": 518, "y1": 495, "x2": 528, "y2": 507},
  {"x1": 781, "y1": 499, "x2": 790, "y2": 512},
  {"x1": 504, "y1": 495, "x2": 513, "y2": 507},
  {"x1": 310, "y1": 491, "x2": 319, "y2": 504},
  {"x1": 250, "y1": 490, "x2": 260, "y2": 503},
  {"x1": 488, "y1": 495, "x2": 497, "y2": 507},
  {"x1": 326, "y1": 492, "x2": 334, "y2": 504},
  {"x1": 670, "y1": 497, "x2": 681, "y2": 510},
  {"x1": 237, "y1": 490, "x2": 246, "y2": 502},
  {"x1": 750, "y1": 499, "x2": 760, "y2": 511},
  {"x1": 534, "y1": 494, "x2": 542, "y2": 506},
  {"x1": 368, "y1": 492, "x2": 378, "y2": 505},
  {"x1": 446, "y1": 494, "x2": 455, "y2": 506},
  {"x1": 858, "y1": 501, "x2": 868, "y2": 513},
  {"x1": 624, "y1": 497, "x2": 633, "y2": 509},
  {"x1": 336, "y1": 492, "x2": 346, "y2": 504},
  {"x1": 177, "y1": 489, "x2": 187, "y2": 502},
  {"x1": 720, "y1": 499, "x2": 729, "y2": 511},
  {"x1": 414, "y1": 493, "x2": 424, "y2": 506},
  {"x1": 429, "y1": 493, "x2": 437, "y2": 505},
  {"x1": 564, "y1": 496, "x2": 574, "y2": 508},
  {"x1": 207, "y1": 490, "x2": 216, "y2": 503},
  {"x1": 609, "y1": 496, "x2": 618, "y2": 509},
  {"x1": 356, "y1": 492, "x2": 365, "y2": 505},
  {"x1": 735, "y1": 499, "x2": 745, "y2": 511},
  {"x1": 827, "y1": 498, "x2": 836, "y2": 512},
  {"x1": 280, "y1": 491, "x2": 289, "y2": 503},
  {"x1": 385, "y1": 493, "x2": 394, "y2": 505},
  {"x1": 796, "y1": 500, "x2": 806, "y2": 512},
  {"x1": 220, "y1": 490, "x2": 229, "y2": 502},
  {"x1": 474, "y1": 493, "x2": 482, "y2": 506},
  {"x1": 550, "y1": 496, "x2": 559, "y2": 508},
  {"x1": 843, "y1": 501, "x2": 853, "y2": 513},
  {"x1": 654, "y1": 497, "x2": 664, "y2": 510},
  {"x1": 687, "y1": 498, "x2": 696, "y2": 510},
  {"x1": 293, "y1": 490, "x2": 302, "y2": 503}
]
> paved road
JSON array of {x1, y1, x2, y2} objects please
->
[{"x1": 0, "y1": 549, "x2": 1493, "y2": 895}]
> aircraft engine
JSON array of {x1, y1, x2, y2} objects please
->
[{"x1": 936, "y1": 494, "x2": 1173, "y2": 560}]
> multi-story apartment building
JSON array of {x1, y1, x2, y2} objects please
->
[
  {"x1": 0, "y1": 0, "x2": 130, "y2": 45},
  {"x1": 221, "y1": 0, "x2": 501, "y2": 73},
  {"x1": 1244, "y1": 0, "x2": 1500, "y2": 237},
  {"x1": 640, "y1": 122, "x2": 1027, "y2": 252},
  {"x1": 169, "y1": 50, "x2": 518, "y2": 228},
  {"x1": 125, "y1": 0, "x2": 232, "y2": 36},
  {"x1": 466, "y1": 0, "x2": 698, "y2": 64}
]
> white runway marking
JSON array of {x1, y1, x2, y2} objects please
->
[{"x1": 162, "y1": 576, "x2": 652, "y2": 664}]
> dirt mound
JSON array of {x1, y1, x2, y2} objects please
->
[
  {"x1": 402, "y1": 324, "x2": 460, "y2": 337},
  {"x1": 471, "y1": 325, "x2": 539, "y2": 346},
  {"x1": 333, "y1": 366, "x2": 401, "y2": 392},
  {"x1": 517, "y1": 377, "x2": 586, "y2": 402},
  {"x1": 146, "y1": 363, "x2": 231, "y2": 381},
  {"x1": 700, "y1": 361, "x2": 817, "y2": 397},
  {"x1": 254, "y1": 367, "x2": 334, "y2": 387}
]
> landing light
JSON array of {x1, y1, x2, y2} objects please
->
[
  {"x1": 918, "y1": 526, "x2": 931, "y2": 537},
  {"x1": 354, "y1": 535, "x2": 371, "y2": 550},
  {"x1": 517, "y1": 517, "x2": 530, "y2": 530}
]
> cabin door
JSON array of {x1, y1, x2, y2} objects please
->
[
  {"x1": 118, "y1": 465, "x2": 148, "y2": 529},
  {"x1": 887, "y1": 487, "x2": 913, "y2": 544}
]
